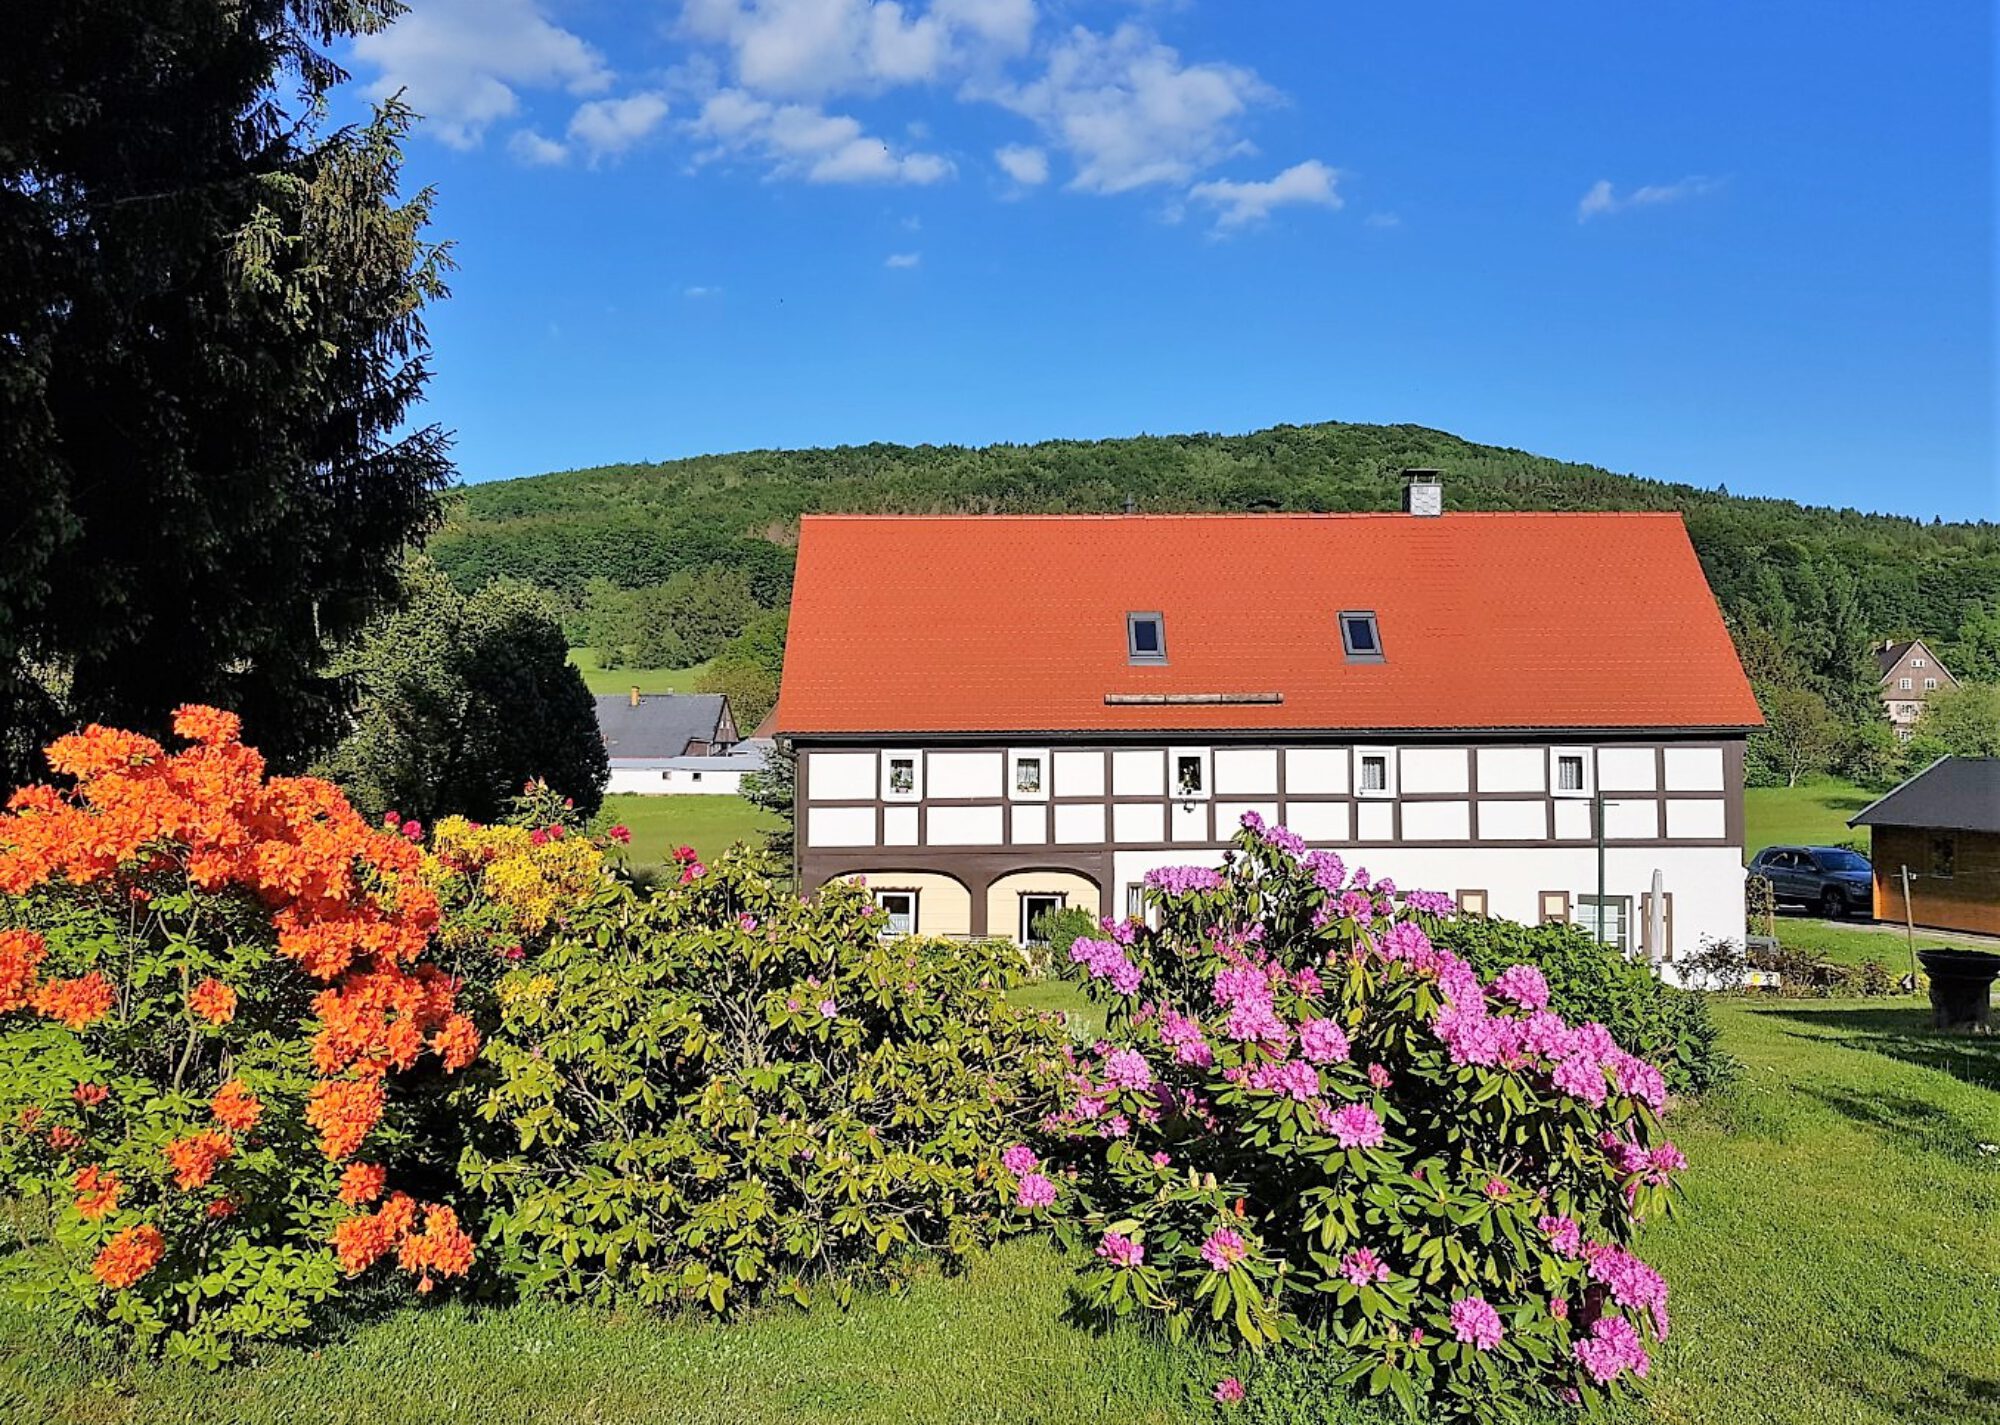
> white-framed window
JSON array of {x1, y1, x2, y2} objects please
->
[
  {"x1": 1127, "y1": 612, "x2": 1167, "y2": 665},
  {"x1": 881, "y1": 750, "x2": 923, "y2": 801},
  {"x1": 1169, "y1": 746, "x2": 1212, "y2": 801},
  {"x1": 1924, "y1": 678, "x2": 1938, "y2": 691},
  {"x1": 1008, "y1": 748, "x2": 1050, "y2": 801},
  {"x1": 1549, "y1": 746, "x2": 1593, "y2": 798},
  {"x1": 876, "y1": 890, "x2": 918, "y2": 937},
  {"x1": 1911, "y1": 657, "x2": 1926, "y2": 668},
  {"x1": 1125, "y1": 883, "x2": 1145, "y2": 921},
  {"x1": 1899, "y1": 677, "x2": 1913, "y2": 691},
  {"x1": 1356, "y1": 747, "x2": 1396, "y2": 797},
  {"x1": 691, "y1": 771, "x2": 703, "y2": 783},
  {"x1": 1339, "y1": 610, "x2": 1384, "y2": 662},
  {"x1": 1020, "y1": 893, "x2": 1067, "y2": 944},
  {"x1": 1577, "y1": 895, "x2": 1632, "y2": 954}
]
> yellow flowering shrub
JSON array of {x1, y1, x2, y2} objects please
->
[{"x1": 427, "y1": 815, "x2": 604, "y2": 952}]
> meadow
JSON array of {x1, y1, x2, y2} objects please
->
[
  {"x1": 4, "y1": 995, "x2": 1993, "y2": 1425},
  {"x1": 1742, "y1": 778, "x2": 1874, "y2": 856},
  {"x1": 568, "y1": 647, "x2": 713, "y2": 696}
]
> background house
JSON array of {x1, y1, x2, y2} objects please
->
[
  {"x1": 1875, "y1": 639, "x2": 1958, "y2": 738},
  {"x1": 774, "y1": 483, "x2": 1761, "y2": 965},
  {"x1": 594, "y1": 690, "x2": 743, "y2": 794},
  {"x1": 1848, "y1": 755, "x2": 2000, "y2": 935}
]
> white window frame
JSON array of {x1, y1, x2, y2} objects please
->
[
  {"x1": 1577, "y1": 894, "x2": 1632, "y2": 955},
  {"x1": 1019, "y1": 892, "x2": 1067, "y2": 945},
  {"x1": 1549, "y1": 746, "x2": 1594, "y2": 799},
  {"x1": 881, "y1": 750, "x2": 923, "y2": 802},
  {"x1": 1911, "y1": 657, "x2": 1926, "y2": 669},
  {"x1": 1355, "y1": 746, "x2": 1397, "y2": 799},
  {"x1": 1008, "y1": 747, "x2": 1050, "y2": 802},
  {"x1": 876, "y1": 889, "x2": 919, "y2": 937},
  {"x1": 1899, "y1": 677, "x2": 1913, "y2": 691},
  {"x1": 1169, "y1": 746, "x2": 1212, "y2": 802},
  {"x1": 1924, "y1": 677, "x2": 1938, "y2": 691}
]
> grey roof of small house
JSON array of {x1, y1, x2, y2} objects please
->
[
  {"x1": 622, "y1": 742, "x2": 771, "y2": 773},
  {"x1": 1849, "y1": 756, "x2": 2000, "y2": 835},
  {"x1": 593, "y1": 693, "x2": 730, "y2": 760}
]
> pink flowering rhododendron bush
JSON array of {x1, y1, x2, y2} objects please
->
[
  {"x1": 460, "y1": 850, "x2": 1068, "y2": 1313},
  {"x1": 0, "y1": 711, "x2": 478, "y2": 1367},
  {"x1": 1016, "y1": 818, "x2": 1682, "y2": 1422}
]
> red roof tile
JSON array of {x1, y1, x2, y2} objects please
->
[{"x1": 775, "y1": 514, "x2": 1762, "y2": 736}]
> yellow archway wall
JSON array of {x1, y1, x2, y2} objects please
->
[
  {"x1": 838, "y1": 872, "x2": 974, "y2": 939},
  {"x1": 986, "y1": 870, "x2": 1101, "y2": 943}
]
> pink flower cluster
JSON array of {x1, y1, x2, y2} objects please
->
[
  {"x1": 1339, "y1": 1247, "x2": 1390, "y2": 1286},
  {"x1": 1490, "y1": 963, "x2": 1550, "y2": 1011},
  {"x1": 1200, "y1": 1228, "x2": 1248, "y2": 1272},
  {"x1": 1248, "y1": 1059, "x2": 1320, "y2": 1101},
  {"x1": 1097, "y1": 1231, "x2": 1145, "y2": 1268},
  {"x1": 1574, "y1": 1314, "x2": 1651, "y2": 1383},
  {"x1": 1585, "y1": 1242, "x2": 1671, "y2": 1338},
  {"x1": 1297, "y1": 1017, "x2": 1351, "y2": 1064},
  {"x1": 1450, "y1": 1295, "x2": 1505, "y2": 1351},
  {"x1": 1142, "y1": 864, "x2": 1224, "y2": 897},
  {"x1": 1603, "y1": 1132, "x2": 1687, "y2": 1187},
  {"x1": 1157, "y1": 1006, "x2": 1213, "y2": 1067},
  {"x1": 1538, "y1": 1213, "x2": 1583, "y2": 1258},
  {"x1": 1319, "y1": 1102, "x2": 1385, "y2": 1149},
  {"x1": 1238, "y1": 810, "x2": 1307, "y2": 858},
  {"x1": 1068, "y1": 935, "x2": 1142, "y2": 995}
]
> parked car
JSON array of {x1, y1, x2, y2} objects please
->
[{"x1": 1747, "y1": 844, "x2": 1875, "y2": 919}]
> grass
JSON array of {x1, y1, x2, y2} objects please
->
[
  {"x1": 6, "y1": 998, "x2": 1996, "y2": 1424},
  {"x1": 568, "y1": 647, "x2": 712, "y2": 696},
  {"x1": 1743, "y1": 777, "x2": 1875, "y2": 856},
  {"x1": 602, "y1": 793, "x2": 780, "y2": 865}
]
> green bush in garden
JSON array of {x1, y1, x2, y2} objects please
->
[
  {"x1": 1022, "y1": 820, "x2": 1686, "y2": 1422},
  {"x1": 461, "y1": 848, "x2": 1067, "y2": 1311},
  {"x1": 1435, "y1": 917, "x2": 1735, "y2": 1097}
]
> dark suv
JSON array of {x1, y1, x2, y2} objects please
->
[{"x1": 1747, "y1": 845, "x2": 1874, "y2": 919}]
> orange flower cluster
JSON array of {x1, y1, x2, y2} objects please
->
[
  {"x1": 92, "y1": 1223, "x2": 165, "y2": 1289},
  {"x1": 310, "y1": 962, "x2": 465, "y2": 1077},
  {"x1": 0, "y1": 929, "x2": 46, "y2": 1011},
  {"x1": 164, "y1": 1130, "x2": 234, "y2": 1190},
  {"x1": 74, "y1": 1164, "x2": 121, "y2": 1220},
  {"x1": 338, "y1": 1161, "x2": 387, "y2": 1206},
  {"x1": 333, "y1": 1192, "x2": 473, "y2": 1292},
  {"x1": 34, "y1": 971, "x2": 115, "y2": 1030},
  {"x1": 210, "y1": 1079, "x2": 263, "y2": 1134},
  {"x1": 305, "y1": 1078, "x2": 385, "y2": 1162},
  {"x1": 72, "y1": 1082, "x2": 109, "y2": 1107},
  {"x1": 188, "y1": 977, "x2": 237, "y2": 1025}
]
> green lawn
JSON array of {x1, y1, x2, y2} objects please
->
[
  {"x1": 1743, "y1": 778, "x2": 1875, "y2": 856},
  {"x1": 568, "y1": 647, "x2": 712, "y2": 696},
  {"x1": 1765, "y1": 916, "x2": 1995, "y2": 972},
  {"x1": 602, "y1": 793, "x2": 781, "y2": 864},
  {"x1": 6, "y1": 998, "x2": 1995, "y2": 1424}
]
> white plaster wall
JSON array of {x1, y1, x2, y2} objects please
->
[
  {"x1": 1286, "y1": 748, "x2": 1349, "y2": 794},
  {"x1": 1666, "y1": 799, "x2": 1727, "y2": 839},
  {"x1": 1171, "y1": 802, "x2": 1209, "y2": 842},
  {"x1": 1401, "y1": 748, "x2": 1469, "y2": 794},
  {"x1": 1479, "y1": 801, "x2": 1548, "y2": 840},
  {"x1": 1054, "y1": 751, "x2": 1105, "y2": 797},
  {"x1": 1012, "y1": 805, "x2": 1048, "y2": 844},
  {"x1": 607, "y1": 767, "x2": 752, "y2": 796},
  {"x1": 1284, "y1": 802, "x2": 1349, "y2": 842},
  {"x1": 838, "y1": 872, "x2": 974, "y2": 937},
  {"x1": 1113, "y1": 802, "x2": 1165, "y2": 843},
  {"x1": 883, "y1": 806, "x2": 919, "y2": 846},
  {"x1": 1552, "y1": 800, "x2": 1592, "y2": 840},
  {"x1": 1113, "y1": 750, "x2": 1165, "y2": 796},
  {"x1": 927, "y1": 805, "x2": 1004, "y2": 845},
  {"x1": 809, "y1": 752, "x2": 876, "y2": 801},
  {"x1": 1401, "y1": 800, "x2": 1470, "y2": 841},
  {"x1": 1355, "y1": 802, "x2": 1395, "y2": 841},
  {"x1": 1054, "y1": 803, "x2": 1106, "y2": 843},
  {"x1": 1603, "y1": 799, "x2": 1660, "y2": 840},
  {"x1": 1476, "y1": 748, "x2": 1544, "y2": 793},
  {"x1": 1215, "y1": 801, "x2": 1279, "y2": 836},
  {"x1": 807, "y1": 806, "x2": 875, "y2": 847},
  {"x1": 928, "y1": 752, "x2": 1003, "y2": 799},
  {"x1": 1664, "y1": 747, "x2": 1724, "y2": 791},
  {"x1": 1598, "y1": 748, "x2": 1658, "y2": 791},
  {"x1": 1213, "y1": 748, "x2": 1279, "y2": 795}
]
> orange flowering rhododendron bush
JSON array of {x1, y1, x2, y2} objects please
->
[{"x1": 0, "y1": 708, "x2": 478, "y2": 1363}]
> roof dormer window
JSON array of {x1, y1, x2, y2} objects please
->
[
  {"x1": 1340, "y1": 611, "x2": 1383, "y2": 662},
  {"x1": 1127, "y1": 611, "x2": 1167, "y2": 665}
]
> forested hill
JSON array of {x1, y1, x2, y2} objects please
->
[{"x1": 431, "y1": 421, "x2": 2000, "y2": 712}]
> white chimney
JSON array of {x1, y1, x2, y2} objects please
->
[{"x1": 1401, "y1": 469, "x2": 1443, "y2": 516}]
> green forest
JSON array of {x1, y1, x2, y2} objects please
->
[{"x1": 431, "y1": 421, "x2": 2000, "y2": 779}]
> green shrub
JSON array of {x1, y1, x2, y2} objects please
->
[
  {"x1": 1434, "y1": 918, "x2": 1735, "y2": 1097},
  {"x1": 461, "y1": 849, "x2": 1067, "y2": 1312},
  {"x1": 1028, "y1": 905, "x2": 1099, "y2": 978},
  {"x1": 1027, "y1": 822, "x2": 1686, "y2": 1421}
]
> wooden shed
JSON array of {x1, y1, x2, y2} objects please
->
[{"x1": 1849, "y1": 756, "x2": 2000, "y2": 936}]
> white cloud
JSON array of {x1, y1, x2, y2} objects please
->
[
  {"x1": 568, "y1": 92, "x2": 671, "y2": 160},
  {"x1": 987, "y1": 23, "x2": 1271, "y2": 194},
  {"x1": 352, "y1": 0, "x2": 610, "y2": 149},
  {"x1": 1577, "y1": 175, "x2": 1721, "y2": 222},
  {"x1": 692, "y1": 88, "x2": 955, "y2": 183},
  {"x1": 508, "y1": 128, "x2": 570, "y2": 166},
  {"x1": 684, "y1": 285, "x2": 723, "y2": 297},
  {"x1": 885, "y1": 251, "x2": 922, "y2": 267},
  {"x1": 680, "y1": 0, "x2": 1031, "y2": 99},
  {"x1": 994, "y1": 143, "x2": 1048, "y2": 184},
  {"x1": 1187, "y1": 159, "x2": 1340, "y2": 231}
]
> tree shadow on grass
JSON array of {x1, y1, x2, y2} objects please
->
[
  {"x1": 1795, "y1": 1085, "x2": 2000, "y2": 1166},
  {"x1": 1755, "y1": 1004, "x2": 2000, "y2": 1093},
  {"x1": 1846, "y1": 1340, "x2": 2000, "y2": 1424}
]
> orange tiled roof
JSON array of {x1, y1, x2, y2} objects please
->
[{"x1": 775, "y1": 514, "x2": 1762, "y2": 736}]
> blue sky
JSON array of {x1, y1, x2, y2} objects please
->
[{"x1": 337, "y1": 1, "x2": 1996, "y2": 520}]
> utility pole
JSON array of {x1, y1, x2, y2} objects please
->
[{"x1": 1595, "y1": 784, "x2": 1607, "y2": 950}]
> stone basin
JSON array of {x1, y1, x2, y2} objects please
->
[{"x1": 1915, "y1": 948, "x2": 2000, "y2": 1033}]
